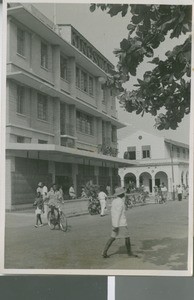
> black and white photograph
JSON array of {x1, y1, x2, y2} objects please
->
[{"x1": 1, "y1": 0, "x2": 193, "y2": 275}]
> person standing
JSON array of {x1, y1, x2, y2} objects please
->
[
  {"x1": 102, "y1": 187, "x2": 138, "y2": 258},
  {"x1": 177, "y1": 185, "x2": 183, "y2": 201},
  {"x1": 106, "y1": 184, "x2": 111, "y2": 196},
  {"x1": 37, "y1": 182, "x2": 43, "y2": 197},
  {"x1": 161, "y1": 183, "x2": 168, "y2": 203},
  {"x1": 34, "y1": 183, "x2": 44, "y2": 228},
  {"x1": 98, "y1": 187, "x2": 107, "y2": 217},
  {"x1": 154, "y1": 186, "x2": 159, "y2": 204},
  {"x1": 42, "y1": 183, "x2": 48, "y2": 214},
  {"x1": 69, "y1": 184, "x2": 76, "y2": 199}
]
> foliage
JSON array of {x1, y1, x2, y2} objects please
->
[
  {"x1": 84, "y1": 180, "x2": 99, "y2": 198},
  {"x1": 98, "y1": 144, "x2": 118, "y2": 157},
  {"x1": 90, "y1": 4, "x2": 192, "y2": 130}
]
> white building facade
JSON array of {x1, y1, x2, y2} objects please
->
[
  {"x1": 118, "y1": 131, "x2": 189, "y2": 194},
  {"x1": 6, "y1": 3, "x2": 134, "y2": 210}
]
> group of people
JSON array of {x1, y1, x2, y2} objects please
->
[
  {"x1": 34, "y1": 181, "x2": 137, "y2": 258},
  {"x1": 33, "y1": 182, "x2": 64, "y2": 227},
  {"x1": 153, "y1": 183, "x2": 168, "y2": 204}
]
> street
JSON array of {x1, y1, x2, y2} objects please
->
[{"x1": 5, "y1": 199, "x2": 189, "y2": 271}]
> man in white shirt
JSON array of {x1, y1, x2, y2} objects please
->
[
  {"x1": 161, "y1": 183, "x2": 168, "y2": 203},
  {"x1": 69, "y1": 184, "x2": 76, "y2": 199},
  {"x1": 98, "y1": 187, "x2": 107, "y2": 217}
]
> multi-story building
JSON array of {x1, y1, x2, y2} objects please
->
[
  {"x1": 6, "y1": 3, "x2": 133, "y2": 209},
  {"x1": 118, "y1": 130, "x2": 189, "y2": 194}
]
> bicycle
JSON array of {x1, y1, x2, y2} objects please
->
[{"x1": 47, "y1": 203, "x2": 68, "y2": 232}]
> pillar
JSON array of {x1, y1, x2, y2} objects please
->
[
  {"x1": 95, "y1": 78, "x2": 102, "y2": 111},
  {"x1": 48, "y1": 161, "x2": 55, "y2": 183},
  {"x1": 69, "y1": 57, "x2": 76, "y2": 98},
  {"x1": 6, "y1": 156, "x2": 15, "y2": 210},
  {"x1": 52, "y1": 45, "x2": 60, "y2": 90},
  {"x1": 96, "y1": 117, "x2": 102, "y2": 145},
  {"x1": 94, "y1": 166, "x2": 99, "y2": 185},
  {"x1": 72, "y1": 164, "x2": 78, "y2": 195},
  {"x1": 151, "y1": 175, "x2": 155, "y2": 195},
  {"x1": 53, "y1": 97, "x2": 60, "y2": 145}
]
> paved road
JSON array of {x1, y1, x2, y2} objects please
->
[{"x1": 5, "y1": 200, "x2": 189, "y2": 271}]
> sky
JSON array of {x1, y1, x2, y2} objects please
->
[{"x1": 34, "y1": 3, "x2": 190, "y2": 144}]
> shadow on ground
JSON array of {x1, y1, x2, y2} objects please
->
[
  {"x1": 108, "y1": 237, "x2": 188, "y2": 270},
  {"x1": 139, "y1": 237, "x2": 188, "y2": 270}
]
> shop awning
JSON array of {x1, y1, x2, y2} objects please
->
[{"x1": 6, "y1": 143, "x2": 137, "y2": 168}]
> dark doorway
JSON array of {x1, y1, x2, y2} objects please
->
[
  {"x1": 149, "y1": 179, "x2": 152, "y2": 193},
  {"x1": 155, "y1": 178, "x2": 160, "y2": 187}
]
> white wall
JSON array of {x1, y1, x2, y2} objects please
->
[{"x1": 118, "y1": 130, "x2": 165, "y2": 160}]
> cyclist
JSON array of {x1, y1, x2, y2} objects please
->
[{"x1": 46, "y1": 184, "x2": 63, "y2": 220}]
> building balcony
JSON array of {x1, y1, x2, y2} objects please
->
[
  {"x1": 61, "y1": 123, "x2": 76, "y2": 148},
  {"x1": 61, "y1": 123, "x2": 75, "y2": 137},
  {"x1": 98, "y1": 138, "x2": 118, "y2": 157}
]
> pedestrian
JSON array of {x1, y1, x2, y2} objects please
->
[
  {"x1": 161, "y1": 183, "x2": 168, "y2": 203},
  {"x1": 81, "y1": 187, "x2": 87, "y2": 198},
  {"x1": 98, "y1": 187, "x2": 107, "y2": 217},
  {"x1": 33, "y1": 185, "x2": 44, "y2": 228},
  {"x1": 102, "y1": 187, "x2": 138, "y2": 258},
  {"x1": 177, "y1": 185, "x2": 183, "y2": 201},
  {"x1": 37, "y1": 182, "x2": 43, "y2": 197},
  {"x1": 154, "y1": 186, "x2": 159, "y2": 204},
  {"x1": 106, "y1": 184, "x2": 111, "y2": 196},
  {"x1": 42, "y1": 182, "x2": 48, "y2": 214},
  {"x1": 69, "y1": 184, "x2": 76, "y2": 199},
  {"x1": 59, "y1": 186, "x2": 64, "y2": 200},
  {"x1": 47, "y1": 184, "x2": 63, "y2": 219}
]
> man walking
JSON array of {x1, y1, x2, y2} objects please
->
[
  {"x1": 102, "y1": 187, "x2": 138, "y2": 258},
  {"x1": 98, "y1": 187, "x2": 107, "y2": 217}
]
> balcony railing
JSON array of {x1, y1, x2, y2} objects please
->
[
  {"x1": 61, "y1": 123, "x2": 75, "y2": 137},
  {"x1": 98, "y1": 143, "x2": 118, "y2": 157}
]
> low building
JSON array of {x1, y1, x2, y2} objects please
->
[
  {"x1": 6, "y1": 3, "x2": 133, "y2": 210},
  {"x1": 118, "y1": 130, "x2": 189, "y2": 194}
]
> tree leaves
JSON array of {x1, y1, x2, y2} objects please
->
[{"x1": 90, "y1": 4, "x2": 192, "y2": 130}]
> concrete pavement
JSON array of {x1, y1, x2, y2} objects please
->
[{"x1": 4, "y1": 199, "x2": 189, "y2": 271}]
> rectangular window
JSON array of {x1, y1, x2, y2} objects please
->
[
  {"x1": 142, "y1": 145, "x2": 151, "y2": 158},
  {"x1": 17, "y1": 27, "x2": 25, "y2": 56},
  {"x1": 177, "y1": 147, "x2": 180, "y2": 158},
  {"x1": 76, "y1": 67, "x2": 80, "y2": 88},
  {"x1": 60, "y1": 55, "x2": 68, "y2": 80},
  {"x1": 183, "y1": 148, "x2": 186, "y2": 158},
  {"x1": 38, "y1": 139, "x2": 48, "y2": 144},
  {"x1": 89, "y1": 76, "x2": 94, "y2": 96},
  {"x1": 111, "y1": 126, "x2": 117, "y2": 143},
  {"x1": 16, "y1": 85, "x2": 24, "y2": 114},
  {"x1": 81, "y1": 70, "x2": 88, "y2": 92},
  {"x1": 102, "y1": 121, "x2": 105, "y2": 142},
  {"x1": 126, "y1": 146, "x2": 136, "y2": 160},
  {"x1": 76, "y1": 111, "x2": 93, "y2": 135},
  {"x1": 17, "y1": 136, "x2": 25, "y2": 143},
  {"x1": 37, "y1": 93, "x2": 47, "y2": 121},
  {"x1": 102, "y1": 85, "x2": 106, "y2": 104},
  {"x1": 41, "y1": 42, "x2": 48, "y2": 69}
]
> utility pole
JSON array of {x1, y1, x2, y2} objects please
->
[{"x1": 170, "y1": 143, "x2": 175, "y2": 200}]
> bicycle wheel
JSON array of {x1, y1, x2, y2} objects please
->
[
  {"x1": 59, "y1": 212, "x2": 68, "y2": 232},
  {"x1": 47, "y1": 211, "x2": 55, "y2": 230}
]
